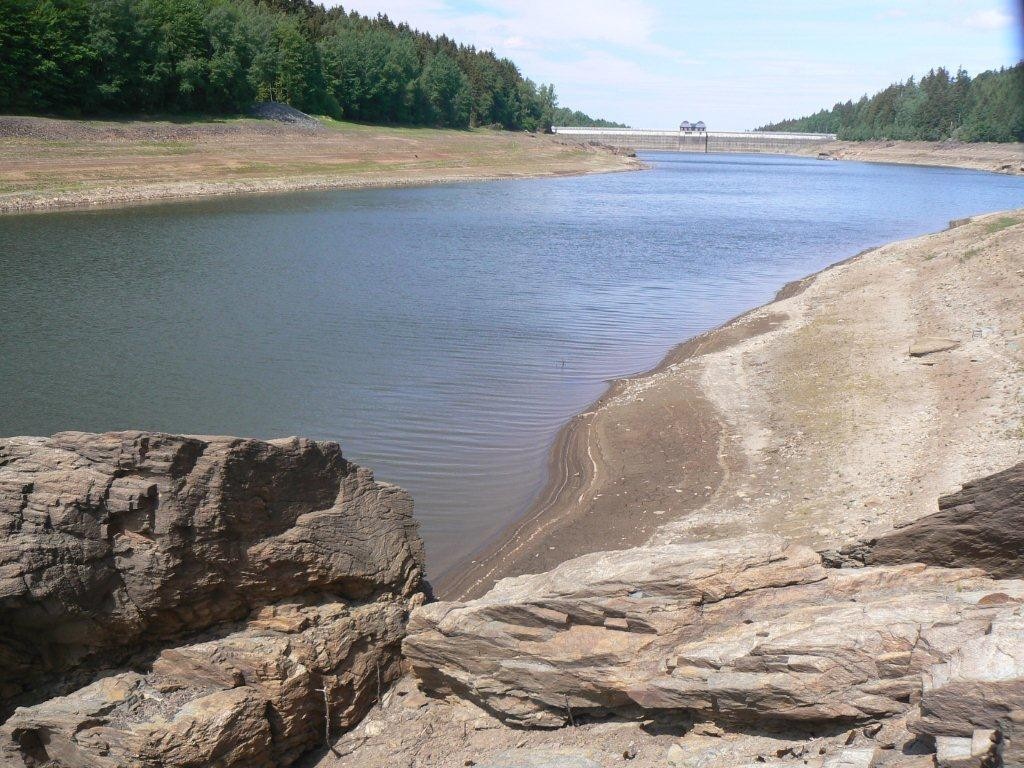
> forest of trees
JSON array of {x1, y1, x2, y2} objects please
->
[
  {"x1": 0, "y1": 0, "x2": 621, "y2": 130},
  {"x1": 550, "y1": 107, "x2": 626, "y2": 129},
  {"x1": 759, "y1": 63, "x2": 1024, "y2": 142}
]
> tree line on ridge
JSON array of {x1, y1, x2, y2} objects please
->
[
  {"x1": 759, "y1": 64, "x2": 1023, "y2": 142},
  {"x1": 0, "y1": 0, "x2": 626, "y2": 130}
]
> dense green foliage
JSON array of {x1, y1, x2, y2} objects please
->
[
  {"x1": 551, "y1": 106, "x2": 627, "y2": 128},
  {"x1": 759, "y1": 64, "x2": 1024, "y2": 142},
  {"x1": 0, "y1": 0, "x2": 617, "y2": 130}
]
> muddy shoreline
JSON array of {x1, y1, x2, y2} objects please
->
[
  {"x1": 437, "y1": 207, "x2": 1024, "y2": 601},
  {"x1": 0, "y1": 163, "x2": 645, "y2": 217},
  {"x1": 433, "y1": 245, "x2": 899, "y2": 600},
  {"x1": 435, "y1": 275, "x2": 813, "y2": 600}
]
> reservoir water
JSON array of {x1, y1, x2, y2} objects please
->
[{"x1": 2, "y1": 152, "x2": 1023, "y2": 577}]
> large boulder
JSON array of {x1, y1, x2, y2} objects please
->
[
  {"x1": 836, "y1": 462, "x2": 1024, "y2": 578},
  {"x1": 404, "y1": 535, "x2": 1024, "y2": 732},
  {"x1": 0, "y1": 430, "x2": 425, "y2": 766}
]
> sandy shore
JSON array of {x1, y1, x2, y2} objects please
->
[
  {"x1": 0, "y1": 115, "x2": 642, "y2": 214},
  {"x1": 437, "y1": 209, "x2": 1024, "y2": 600},
  {"x1": 797, "y1": 139, "x2": 1024, "y2": 175}
]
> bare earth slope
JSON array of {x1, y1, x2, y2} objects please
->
[{"x1": 0, "y1": 115, "x2": 641, "y2": 214}]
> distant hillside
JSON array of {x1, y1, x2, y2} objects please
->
[
  {"x1": 0, "y1": 0, "x2": 616, "y2": 132},
  {"x1": 759, "y1": 63, "x2": 1023, "y2": 142}
]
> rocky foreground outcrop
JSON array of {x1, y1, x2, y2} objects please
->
[
  {"x1": 834, "y1": 461, "x2": 1024, "y2": 579},
  {"x1": 0, "y1": 431, "x2": 425, "y2": 767},
  {"x1": 404, "y1": 531, "x2": 1024, "y2": 764},
  {"x1": 404, "y1": 535, "x2": 1022, "y2": 728}
]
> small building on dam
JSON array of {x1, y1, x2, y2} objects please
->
[{"x1": 552, "y1": 125, "x2": 835, "y2": 154}]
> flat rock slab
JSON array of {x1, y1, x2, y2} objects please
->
[
  {"x1": 822, "y1": 748, "x2": 878, "y2": 768},
  {"x1": 475, "y1": 752, "x2": 601, "y2": 768},
  {"x1": 909, "y1": 337, "x2": 960, "y2": 356}
]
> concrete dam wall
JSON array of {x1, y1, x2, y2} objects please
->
[{"x1": 552, "y1": 127, "x2": 836, "y2": 154}]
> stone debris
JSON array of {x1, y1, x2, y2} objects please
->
[{"x1": 248, "y1": 101, "x2": 324, "y2": 129}]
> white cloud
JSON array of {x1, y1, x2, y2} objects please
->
[
  {"x1": 963, "y1": 8, "x2": 1013, "y2": 29},
  {"x1": 325, "y1": 0, "x2": 1022, "y2": 130},
  {"x1": 336, "y1": 0, "x2": 659, "y2": 50}
]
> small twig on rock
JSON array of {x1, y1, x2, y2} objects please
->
[
  {"x1": 565, "y1": 695, "x2": 576, "y2": 727},
  {"x1": 317, "y1": 681, "x2": 333, "y2": 749},
  {"x1": 376, "y1": 662, "x2": 383, "y2": 704}
]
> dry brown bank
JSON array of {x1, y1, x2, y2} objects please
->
[{"x1": 0, "y1": 115, "x2": 641, "y2": 214}]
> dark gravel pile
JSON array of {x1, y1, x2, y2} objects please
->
[{"x1": 248, "y1": 101, "x2": 323, "y2": 129}]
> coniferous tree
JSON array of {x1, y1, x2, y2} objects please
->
[{"x1": 760, "y1": 63, "x2": 1023, "y2": 142}]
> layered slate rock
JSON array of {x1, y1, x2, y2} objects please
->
[
  {"x1": 1, "y1": 600, "x2": 408, "y2": 768},
  {"x1": 843, "y1": 461, "x2": 1024, "y2": 578},
  {"x1": 404, "y1": 535, "x2": 1024, "y2": 732},
  {"x1": 914, "y1": 611, "x2": 1024, "y2": 737},
  {"x1": 0, "y1": 431, "x2": 425, "y2": 767}
]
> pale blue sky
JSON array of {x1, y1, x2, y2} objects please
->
[{"x1": 328, "y1": 0, "x2": 1022, "y2": 129}]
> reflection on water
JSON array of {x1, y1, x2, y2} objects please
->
[{"x1": 2, "y1": 152, "x2": 1023, "y2": 575}]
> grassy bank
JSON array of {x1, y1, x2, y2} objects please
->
[{"x1": 0, "y1": 115, "x2": 641, "y2": 214}]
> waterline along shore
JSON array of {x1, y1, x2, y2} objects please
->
[
  {"x1": 0, "y1": 115, "x2": 642, "y2": 215},
  {"x1": 437, "y1": 209, "x2": 1024, "y2": 600},
  {"x1": 796, "y1": 139, "x2": 1024, "y2": 175},
  {"x1": 1, "y1": 115, "x2": 1020, "y2": 215}
]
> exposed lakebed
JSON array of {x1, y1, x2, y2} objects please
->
[{"x1": 2, "y1": 152, "x2": 1023, "y2": 576}]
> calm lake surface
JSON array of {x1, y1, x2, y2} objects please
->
[{"x1": 3, "y1": 153, "x2": 1023, "y2": 576}]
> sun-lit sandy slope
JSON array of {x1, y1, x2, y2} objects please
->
[{"x1": 0, "y1": 115, "x2": 641, "y2": 214}]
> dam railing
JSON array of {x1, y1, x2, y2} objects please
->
[{"x1": 552, "y1": 127, "x2": 837, "y2": 154}]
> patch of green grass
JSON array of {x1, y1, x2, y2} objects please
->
[
  {"x1": 958, "y1": 247, "x2": 982, "y2": 263},
  {"x1": 984, "y1": 216, "x2": 1021, "y2": 234}
]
